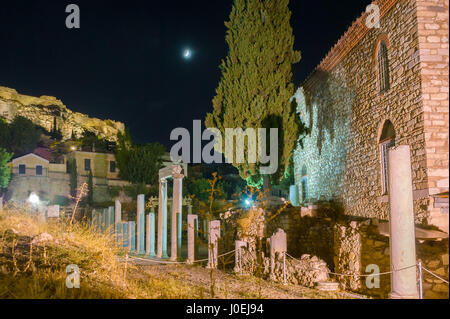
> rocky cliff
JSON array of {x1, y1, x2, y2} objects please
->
[{"x1": 0, "y1": 86, "x2": 125, "y2": 142}]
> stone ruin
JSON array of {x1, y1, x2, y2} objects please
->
[{"x1": 234, "y1": 207, "x2": 332, "y2": 288}]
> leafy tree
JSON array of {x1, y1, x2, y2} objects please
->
[
  {"x1": 80, "y1": 131, "x2": 110, "y2": 153},
  {"x1": 0, "y1": 119, "x2": 9, "y2": 148},
  {"x1": 0, "y1": 148, "x2": 13, "y2": 191},
  {"x1": 205, "y1": 0, "x2": 302, "y2": 187},
  {"x1": 4, "y1": 116, "x2": 41, "y2": 156},
  {"x1": 115, "y1": 130, "x2": 165, "y2": 185}
]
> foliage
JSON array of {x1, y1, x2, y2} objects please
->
[
  {"x1": 79, "y1": 131, "x2": 111, "y2": 153},
  {"x1": 0, "y1": 147, "x2": 13, "y2": 190},
  {"x1": 0, "y1": 116, "x2": 41, "y2": 157},
  {"x1": 115, "y1": 130, "x2": 165, "y2": 185},
  {"x1": 68, "y1": 158, "x2": 78, "y2": 197},
  {"x1": 185, "y1": 177, "x2": 226, "y2": 203},
  {"x1": 277, "y1": 156, "x2": 295, "y2": 192},
  {"x1": 87, "y1": 170, "x2": 94, "y2": 206},
  {"x1": 205, "y1": 0, "x2": 302, "y2": 184},
  {"x1": 123, "y1": 183, "x2": 151, "y2": 199}
]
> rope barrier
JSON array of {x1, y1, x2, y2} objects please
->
[
  {"x1": 128, "y1": 249, "x2": 235, "y2": 265},
  {"x1": 285, "y1": 252, "x2": 417, "y2": 277},
  {"x1": 422, "y1": 266, "x2": 449, "y2": 284}
]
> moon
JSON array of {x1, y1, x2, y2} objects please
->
[{"x1": 183, "y1": 48, "x2": 192, "y2": 60}]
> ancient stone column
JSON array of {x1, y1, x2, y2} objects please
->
[
  {"x1": 187, "y1": 214, "x2": 198, "y2": 264},
  {"x1": 388, "y1": 145, "x2": 419, "y2": 299},
  {"x1": 146, "y1": 211, "x2": 156, "y2": 257},
  {"x1": 171, "y1": 167, "x2": 184, "y2": 261},
  {"x1": 115, "y1": 199, "x2": 122, "y2": 236},
  {"x1": 234, "y1": 240, "x2": 248, "y2": 274},
  {"x1": 289, "y1": 185, "x2": 299, "y2": 206},
  {"x1": 128, "y1": 221, "x2": 136, "y2": 252},
  {"x1": 207, "y1": 220, "x2": 221, "y2": 269},
  {"x1": 102, "y1": 208, "x2": 107, "y2": 233},
  {"x1": 157, "y1": 178, "x2": 168, "y2": 258},
  {"x1": 91, "y1": 209, "x2": 97, "y2": 228},
  {"x1": 121, "y1": 222, "x2": 128, "y2": 248},
  {"x1": 270, "y1": 228, "x2": 287, "y2": 278},
  {"x1": 136, "y1": 194, "x2": 145, "y2": 254},
  {"x1": 108, "y1": 206, "x2": 115, "y2": 235}
]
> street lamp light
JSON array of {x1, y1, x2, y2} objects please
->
[{"x1": 28, "y1": 192, "x2": 40, "y2": 206}]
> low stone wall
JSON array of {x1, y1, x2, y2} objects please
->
[
  {"x1": 266, "y1": 207, "x2": 448, "y2": 298},
  {"x1": 266, "y1": 207, "x2": 335, "y2": 269},
  {"x1": 334, "y1": 219, "x2": 449, "y2": 299}
]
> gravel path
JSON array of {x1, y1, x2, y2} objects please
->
[{"x1": 130, "y1": 257, "x2": 357, "y2": 299}]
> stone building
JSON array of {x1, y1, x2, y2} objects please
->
[
  {"x1": 6, "y1": 149, "x2": 130, "y2": 205},
  {"x1": 292, "y1": 0, "x2": 449, "y2": 233},
  {"x1": 287, "y1": 0, "x2": 448, "y2": 298}
]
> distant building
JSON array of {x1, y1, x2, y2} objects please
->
[{"x1": 6, "y1": 149, "x2": 129, "y2": 205}]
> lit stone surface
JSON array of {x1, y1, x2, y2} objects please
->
[
  {"x1": 388, "y1": 146, "x2": 419, "y2": 299},
  {"x1": 46, "y1": 205, "x2": 60, "y2": 218},
  {"x1": 234, "y1": 240, "x2": 248, "y2": 274},
  {"x1": 115, "y1": 199, "x2": 122, "y2": 235},
  {"x1": 146, "y1": 212, "x2": 156, "y2": 257},
  {"x1": 171, "y1": 168, "x2": 184, "y2": 261},
  {"x1": 187, "y1": 214, "x2": 198, "y2": 264},
  {"x1": 270, "y1": 228, "x2": 287, "y2": 277},
  {"x1": 207, "y1": 220, "x2": 221, "y2": 269},
  {"x1": 136, "y1": 194, "x2": 145, "y2": 254},
  {"x1": 292, "y1": 0, "x2": 449, "y2": 232},
  {"x1": 128, "y1": 221, "x2": 136, "y2": 252}
]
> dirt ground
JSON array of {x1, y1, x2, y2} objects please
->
[{"x1": 130, "y1": 257, "x2": 365, "y2": 299}]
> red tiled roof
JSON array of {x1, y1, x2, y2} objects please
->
[{"x1": 33, "y1": 147, "x2": 51, "y2": 161}]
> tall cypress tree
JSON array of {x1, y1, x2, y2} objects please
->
[{"x1": 205, "y1": 0, "x2": 301, "y2": 187}]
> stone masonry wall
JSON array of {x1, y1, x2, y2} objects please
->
[
  {"x1": 292, "y1": 0, "x2": 449, "y2": 231},
  {"x1": 334, "y1": 219, "x2": 449, "y2": 299},
  {"x1": 416, "y1": 0, "x2": 449, "y2": 231}
]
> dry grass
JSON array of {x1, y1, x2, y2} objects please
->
[
  {"x1": 0, "y1": 206, "x2": 197, "y2": 299},
  {"x1": 0, "y1": 206, "x2": 351, "y2": 299}
]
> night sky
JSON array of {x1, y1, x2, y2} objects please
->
[{"x1": 0, "y1": 0, "x2": 368, "y2": 148}]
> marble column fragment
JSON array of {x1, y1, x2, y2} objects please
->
[
  {"x1": 157, "y1": 179, "x2": 168, "y2": 258},
  {"x1": 146, "y1": 211, "x2": 156, "y2": 257},
  {"x1": 207, "y1": 220, "x2": 221, "y2": 269},
  {"x1": 128, "y1": 221, "x2": 136, "y2": 252},
  {"x1": 115, "y1": 199, "x2": 122, "y2": 237},
  {"x1": 187, "y1": 214, "x2": 198, "y2": 264},
  {"x1": 136, "y1": 194, "x2": 145, "y2": 254},
  {"x1": 171, "y1": 168, "x2": 184, "y2": 261},
  {"x1": 388, "y1": 145, "x2": 419, "y2": 299},
  {"x1": 234, "y1": 240, "x2": 248, "y2": 274}
]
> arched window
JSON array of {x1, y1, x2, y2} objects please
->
[
  {"x1": 300, "y1": 165, "x2": 308, "y2": 202},
  {"x1": 377, "y1": 41, "x2": 390, "y2": 93},
  {"x1": 379, "y1": 120, "x2": 395, "y2": 194}
]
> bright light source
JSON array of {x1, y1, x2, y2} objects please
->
[
  {"x1": 244, "y1": 199, "x2": 252, "y2": 207},
  {"x1": 28, "y1": 192, "x2": 40, "y2": 206},
  {"x1": 183, "y1": 48, "x2": 192, "y2": 59},
  {"x1": 70, "y1": 146, "x2": 76, "y2": 151}
]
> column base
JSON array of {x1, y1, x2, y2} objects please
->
[{"x1": 388, "y1": 291, "x2": 419, "y2": 299}]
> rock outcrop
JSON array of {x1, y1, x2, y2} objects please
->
[{"x1": 0, "y1": 86, "x2": 124, "y2": 142}]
